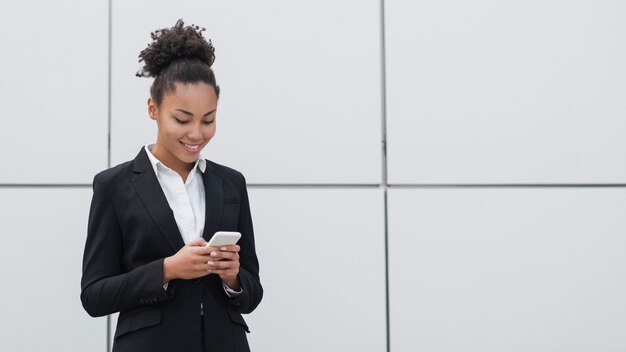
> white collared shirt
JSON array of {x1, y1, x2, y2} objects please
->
[
  {"x1": 144, "y1": 145, "x2": 241, "y2": 299},
  {"x1": 145, "y1": 144, "x2": 206, "y2": 245}
]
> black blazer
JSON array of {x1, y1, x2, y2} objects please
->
[{"x1": 81, "y1": 148, "x2": 263, "y2": 352}]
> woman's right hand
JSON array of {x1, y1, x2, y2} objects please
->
[{"x1": 162, "y1": 238, "x2": 213, "y2": 283}]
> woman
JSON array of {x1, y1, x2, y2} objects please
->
[{"x1": 81, "y1": 20, "x2": 263, "y2": 352}]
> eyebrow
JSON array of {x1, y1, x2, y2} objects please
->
[{"x1": 175, "y1": 108, "x2": 216, "y2": 117}]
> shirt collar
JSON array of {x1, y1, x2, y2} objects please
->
[{"x1": 144, "y1": 144, "x2": 206, "y2": 177}]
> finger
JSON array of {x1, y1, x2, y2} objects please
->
[
  {"x1": 218, "y1": 245, "x2": 240, "y2": 253},
  {"x1": 191, "y1": 254, "x2": 212, "y2": 264},
  {"x1": 207, "y1": 260, "x2": 239, "y2": 270},
  {"x1": 197, "y1": 261, "x2": 216, "y2": 273},
  {"x1": 201, "y1": 245, "x2": 220, "y2": 254},
  {"x1": 208, "y1": 251, "x2": 239, "y2": 260},
  {"x1": 192, "y1": 245, "x2": 218, "y2": 256}
]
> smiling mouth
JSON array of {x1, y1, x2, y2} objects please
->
[{"x1": 180, "y1": 141, "x2": 202, "y2": 153}]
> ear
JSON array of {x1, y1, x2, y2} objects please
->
[{"x1": 147, "y1": 97, "x2": 158, "y2": 120}]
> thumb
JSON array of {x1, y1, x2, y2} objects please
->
[{"x1": 189, "y1": 237, "x2": 208, "y2": 246}]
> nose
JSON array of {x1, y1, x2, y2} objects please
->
[{"x1": 187, "y1": 123, "x2": 203, "y2": 141}]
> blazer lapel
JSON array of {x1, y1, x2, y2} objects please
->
[
  {"x1": 201, "y1": 163, "x2": 224, "y2": 243},
  {"x1": 130, "y1": 148, "x2": 185, "y2": 252}
]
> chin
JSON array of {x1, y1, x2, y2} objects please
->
[{"x1": 180, "y1": 154, "x2": 200, "y2": 163}]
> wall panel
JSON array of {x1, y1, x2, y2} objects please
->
[
  {"x1": 388, "y1": 187, "x2": 626, "y2": 351},
  {"x1": 0, "y1": 0, "x2": 109, "y2": 184},
  {"x1": 385, "y1": 0, "x2": 626, "y2": 184},
  {"x1": 0, "y1": 188, "x2": 106, "y2": 351}
]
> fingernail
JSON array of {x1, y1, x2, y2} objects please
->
[
  {"x1": 220, "y1": 247, "x2": 227, "y2": 251},
  {"x1": 210, "y1": 252, "x2": 217, "y2": 257},
  {"x1": 207, "y1": 261, "x2": 214, "y2": 266}
]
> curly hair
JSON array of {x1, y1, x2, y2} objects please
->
[{"x1": 136, "y1": 19, "x2": 220, "y2": 105}]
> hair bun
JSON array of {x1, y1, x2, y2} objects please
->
[{"x1": 136, "y1": 19, "x2": 215, "y2": 78}]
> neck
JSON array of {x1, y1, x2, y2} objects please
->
[{"x1": 151, "y1": 143, "x2": 194, "y2": 180}]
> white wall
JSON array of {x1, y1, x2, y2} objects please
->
[
  {"x1": 1, "y1": 1, "x2": 625, "y2": 351},
  {"x1": 385, "y1": 0, "x2": 626, "y2": 184},
  {"x1": 388, "y1": 188, "x2": 626, "y2": 351},
  {"x1": 0, "y1": 188, "x2": 107, "y2": 351},
  {"x1": 0, "y1": 0, "x2": 109, "y2": 184}
]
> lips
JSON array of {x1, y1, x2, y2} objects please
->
[{"x1": 180, "y1": 141, "x2": 202, "y2": 153}]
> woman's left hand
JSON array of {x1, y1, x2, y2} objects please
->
[{"x1": 206, "y1": 244, "x2": 241, "y2": 290}]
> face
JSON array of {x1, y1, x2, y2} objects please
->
[{"x1": 148, "y1": 82, "x2": 218, "y2": 174}]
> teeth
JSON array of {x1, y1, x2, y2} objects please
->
[{"x1": 184, "y1": 143, "x2": 200, "y2": 150}]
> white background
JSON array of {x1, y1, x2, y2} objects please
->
[{"x1": 1, "y1": 0, "x2": 625, "y2": 351}]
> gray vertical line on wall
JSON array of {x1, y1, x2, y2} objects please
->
[
  {"x1": 106, "y1": 0, "x2": 112, "y2": 351},
  {"x1": 107, "y1": 0, "x2": 112, "y2": 171},
  {"x1": 379, "y1": 0, "x2": 391, "y2": 351}
]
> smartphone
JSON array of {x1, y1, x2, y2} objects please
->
[{"x1": 206, "y1": 231, "x2": 241, "y2": 247}]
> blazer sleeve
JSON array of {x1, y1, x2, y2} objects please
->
[
  {"x1": 80, "y1": 174, "x2": 173, "y2": 317},
  {"x1": 225, "y1": 175, "x2": 263, "y2": 314}
]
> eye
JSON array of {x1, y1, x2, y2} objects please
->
[
  {"x1": 203, "y1": 120, "x2": 215, "y2": 125},
  {"x1": 174, "y1": 117, "x2": 189, "y2": 125}
]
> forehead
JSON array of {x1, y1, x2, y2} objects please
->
[{"x1": 162, "y1": 82, "x2": 218, "y2": 109}]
